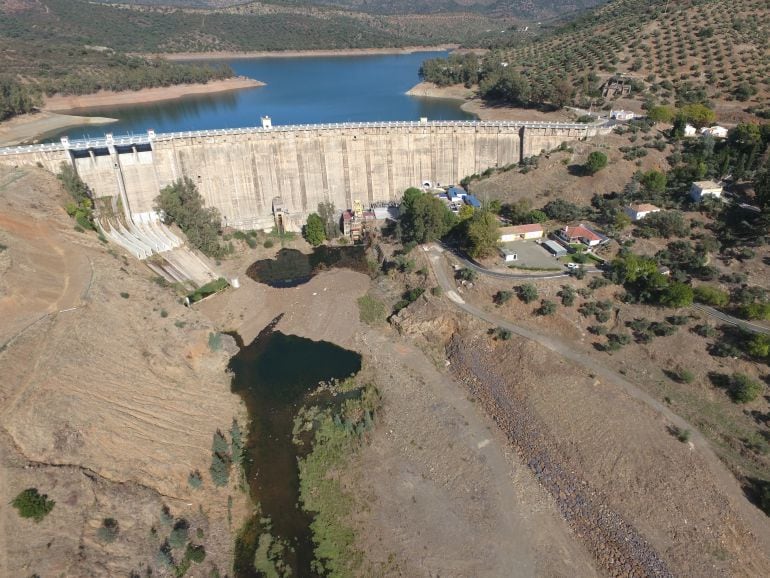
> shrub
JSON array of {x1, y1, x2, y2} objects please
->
[
  {"x1": 207, "y1": 332, "x2": 222, "y2": 352},
  {"x1": 188, "y1": 470, "x2": 203, "y2": 489},
  {"x1": 494, "y1": 290, "x2": 513, "y2": 306},
  {"x1": 97, "y1": 518, "x2": 120, "y2": 543},
  {"x1": 263, "y1": 239, "x2": 274, "y2": 249},
  {"x1": 160, "y1": 309, "x2": 168, "y2": 318},
  {"x1": 595, "y1": 310, "x2": 611, "y2": 323},
  {"x1": 728, "y1": 373, "x2": 763, "y2": 403},
  {"x1": 588, "y1": 325, "x2": 607, "y2": 335},
  {"x1": 185, "y1": 543, "x2": 206, "y2": 564},
  {"x1": 430, "y1": 286, "x2": 442, "y2": 297},
  {"x1": 693, "y1": 323, "x2": 717, "y2": 338},
  {"x1": 517, "y1": 284, "x2": 538, "y2": 304},
  {"x1": 672, "y1": 367, "x2": 695, "y2": 384},
  {"x1": 495, "y1": 327, "x2": 512, "y2": 341},
  {"x1": 357, "y1": 295, "x2": 387, "y2": 325},
  {"x1": 558, "y1": 285, "x2": 576, "y2": 306},
  {"x1": 120, "y1": 292, "x2": 129, "y2": 299},
  {"x1": 584, "y1": 151, "x2": 608, "y2": 175},
  {"x1": 537, "y1": 300, "x2": 557, "y2": 316},
  {"x1": 588, "y1": 277, "x2": 611, "y2": 290},
  {"x1": 160, "y1": 505, "x2": 174, "y2": 527},
  {"x1": 168, "y1": 519, "x2": 189, "y2": 550},
  {"x1": 693, "y1": 285, "x2": 729, "y2": 307},
  {"x1": 672, "y1": 426, "x2": 691, "y2": 443},
  {"x1": 11, "y1": 488, "x2": 55, "y2": 522},
  {"x1": 456, "y1": 268, "x2": 476, "y2": 282},
  {"x1": 209, "y1": 430, "x2": 231, "y2": 487}
]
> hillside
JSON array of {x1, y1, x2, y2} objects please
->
[
  {"x1": 95, "y1": 0, "x2": 607, "y2": 19},
  {"x1": 420, "y1": 0, "x2": 770, "y2": 118}
]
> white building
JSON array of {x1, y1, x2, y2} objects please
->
[
  {"x1": 499, "y1": 224, "x2": 544, "y2": 242},
  {"x1": 690, "y1": 180, "x2": 723, "y2": 202},
  {"x1": 611, "y1": 109, "x2": 635, "y2": 120},
  {"x1": 684, "y1": 124, "x2": 697, "y2": 137},
  {"x1": 624, "y1": 203, "x2": 661, "y2": 221},
  {"x1": 700, "y1": 125, "x2": 728, "y2": 139}
]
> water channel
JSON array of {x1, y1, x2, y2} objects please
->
[
  {"x1": 49, "y1": 51, "x2": 473, "y2": 140},
  {"x1": 229, "y1": 316, "x2": 362, "y2": 577}
]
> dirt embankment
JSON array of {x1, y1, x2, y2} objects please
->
[
  {"x1": 406, "y1": 81, "x2": 574, "y2": 122},
  {"x1": 0, "y1": 111, "x2": 117, "y2": 147},
  {"x1": 43, "y1": 77, "x2": 264, "y2": 112},
  {"x1": 0, "y1": 166, "x2": 246, "y2": 577},
  {"x1": 161, "y1": 45, "x2": 459, "y2": 61}
]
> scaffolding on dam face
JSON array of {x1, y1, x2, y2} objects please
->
[{"x1": 0, "y1": 118, "x2": 611, "y2": 156}]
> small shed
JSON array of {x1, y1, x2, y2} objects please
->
[
  {"x1": 543, "y1": 240, "x2": 568, "y2": 257},
  {"x1": 624, "y1": 203, "x2": 661, "y2": 221},
  {"x1": 684, "y1": 124, "x2": 697, "y2": 137},
  {"x1": 700, "y1": 125, "x2": 728, "y2": 139},
  {"x1": 499, "y1": 245, "x2": 518, "y2": 263},
  {"x1": 690, "y1": 180, "x2": 723, "y2": 202}
]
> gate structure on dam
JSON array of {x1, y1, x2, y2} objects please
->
[{"x1": 0, "y1": 119, "x2": 610, "y2": 232}]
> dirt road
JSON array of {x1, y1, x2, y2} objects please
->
[{"x1": 424, "y1": 243, "x2": 770, "y2": 564}]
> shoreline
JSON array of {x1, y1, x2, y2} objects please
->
[
  {"x1": 407, "y1": 81, "x2": 573, "y2": 122},
  {"x1": 43, "y1": 77, "x2": 264, "y2": 113},
  {"x1": 161, "y1": 45, "x2": 458, "y2": 61},
  {"x1": 0, "y1": 111, "x2": 117, "y2": 147}
]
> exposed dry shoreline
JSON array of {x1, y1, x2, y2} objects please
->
[
  {"x1": 43, "y1": 77, "x2": 264, "y2": 112},
  {"x1": 161, "y1": 45, "x2": 458, "y2": 61},
  {"x1": 0, "y1": 111, "x2": 117, "y2": 147},
  {"x1": 407, "y1": 81, "x2": 573, "y2": 122}
]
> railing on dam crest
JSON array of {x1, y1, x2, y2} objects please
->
[{"x1": 0, "y1": 119, "x2": 610, "y2": 157}]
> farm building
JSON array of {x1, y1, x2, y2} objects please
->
[
  {"x1": 499, "y1": 224, "x2": 544, "y2": 242},
  {"x1": 690, "y1": 180, "x2": 723, "y2": 202},
  {"x1": 557, "y1": 224, "x2": 608, "y2": 247},
  {"x1": 498, "y1": 244, "x2": 519, "y2": 263},
  {"x1": 624, "y1": 203, "x2": 661, "y2": 221},
  {"x1": 464, "y1": 195, "x2": 482, "y2": 208},
  {"x1": 684, "y1": 124, "x2": 697, "y2": 137},
  {"x1": 610, "y1": 109, "x2": 635, "y2": 120},
  {"x1": 542, "y1": 240, "x2": 568, "y2": 257}
]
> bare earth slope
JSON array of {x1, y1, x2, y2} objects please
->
[{"x1": 0, "y1": 166, "x2": 243, "y2": 577}]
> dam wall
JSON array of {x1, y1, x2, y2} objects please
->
[{"x1": 0, "y1": 120, "x2": 609, "y2": 231}]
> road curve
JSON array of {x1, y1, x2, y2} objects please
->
[{"x1": 423, "y1": 243, "x2": 770, "y2": 555}]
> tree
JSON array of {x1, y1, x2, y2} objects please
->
[
  {"x1": 639, "y1": 170, "x2": 667, "y2": 193},
  {"x1": 648, "y1": 105, "x2": 675, "y2": 124},
  {"x1": 584, "y1": 151, "x2": 608, "y2": 175},
  {"x1": 693, "y1": 285, "x2": 729, "y2": 307},
  {"x1": 317, "y1": 201, "x2": 339, "y2": 239},
  {"x1": 660, "y1": 282, "x2": 694, "y2": 308},
  {"x1": 681, "y1": 103, "x2": 716, "y2": 127},
  {"x1": 537, "y1": 300, "x2": 557, "y2": 316},
  {"x1": 518, "y1": 284, "x2": 538, "y2": 304},
  {"x1": 11, "y1": 488, "x2": 55, "y2": 522},
  {"x1": 209, "y1": 430, "x2": 231, "y2": 487},
  {"x1": 465, "y1": 210, "x2": 499, "y2": 258},
  {"x1": 543, "y1": 199, "x2": 586, "y2": 222},
  {"x1": 303, "y1": 213, "x2": 326, "y2": 246},
  {"x1": 399, "y1": 190, "x2": 456, "y2": 244},
  {"x1": 155, "y1": 178, "x2": 225, "y2": 258}
]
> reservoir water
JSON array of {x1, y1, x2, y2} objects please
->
[{"x1": 54, "y1": 51, "x2": 473, "y2": 140}]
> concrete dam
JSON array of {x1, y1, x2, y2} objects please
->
[{"x1": 0, "y1": 120, "x2": 609, "y2": 231}]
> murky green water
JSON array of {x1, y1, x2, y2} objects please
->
[{"x1": 228, "y1": 318, "x2": 361, "y2": 577}]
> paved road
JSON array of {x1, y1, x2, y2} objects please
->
[
  {"x1": 423, "y1": 243, "x2": 770, "y2": 551},
  {"x1": 694, "y1": 304, "x2": 770, "y2": 335},
  {"x1": 440, "y1": 243, "x2": 601, "y2": 280},
  {"x1": 441, "y1": 245, "x2": 770, "y2": 335}
]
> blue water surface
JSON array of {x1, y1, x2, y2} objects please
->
[{"x1": 54, "y1": 51, "x2": 473, "y2": 140}]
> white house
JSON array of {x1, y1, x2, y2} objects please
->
[
  {"x1": 499, "y1": 244, "x2": 518, "y2": 262},
  {"x1": 700, "y1": 125, "x2": 728, "y2": 139},
  {"x1": 684, "y1": 124, "x2": 698, "y2": 137},
  {"x1": 624, "y1": 203, "x2": 661, "y2": 221},
  {"x1": 499, "y1": 223, "x2": 544, "y2": 242},
  {"x1": 690, "y1": 180, "x2": 723, "y2": 202},
  {"x1": 611, "y1": 109, "x2": 635, "y2": 120}
]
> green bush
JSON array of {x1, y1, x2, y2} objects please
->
[
  {"x1": 188, "y1": 277, "x2": 229, "y2": 304},
  {"x1": 209, "y1": 430, "x2": 231, "y2": 487},
  {"x1": 494, "y1": 290, "x2": 513, "y2": 306},
  {"x1": 357, "y1": 295, "x2": 387, "y2": 325},
  {"x1": 187, "y1": 470, "x2": 203, "y2": 489},
  {"x1": 672, "y1": 367, "x2": 695, "y2": 384},
  {"x1": 495, "y1": 327, "x2": 512, "y2": 341},
  {"x1": 728, "y1": 373, "x2": 763, "y2": 404},
  {"x1": 537, "y1": 300, "x2": 557, "y2": 316},
  {"x1": 11, "y1": 488, "x2": 55, "y2": 522},
  {"x1": 185, "y1": 543, "x2": 206, "y2": 564},
  {"x1": 584, "y1": 151, "x2": 608, "y2": 175},
  {"x1": 168, "y1": 520, "x2": 189, "y2": 550},
  {"x1": 517, "y1": 283, "x2": 538, "y2": 304},
  {"x1": 693, "y1": 285, "x2": 729, "y2": 307},
  {"x1": 558, "y1": 285, "x2": 576, "y2": 307},
  {"x1": 97, "y1": 518, "x2": 119, "y2": 543},
  {"x1": 207, "y1": 332, "x2": 222, "y2": 352},
  {"x1": 263, "y1": 239, "x2": 274, "y2": 249}
]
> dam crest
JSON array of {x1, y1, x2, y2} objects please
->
[{"x1": 0, "y1": 119, "x2": 610, "y2": 231}]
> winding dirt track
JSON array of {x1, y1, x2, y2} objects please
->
[{"x1": 424, "y1": 243, "x2": 770, "y2": 564}]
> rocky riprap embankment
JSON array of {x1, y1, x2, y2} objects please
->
[{"x1": 448, "y1": 336, "x2": 673, "y2": 578}]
